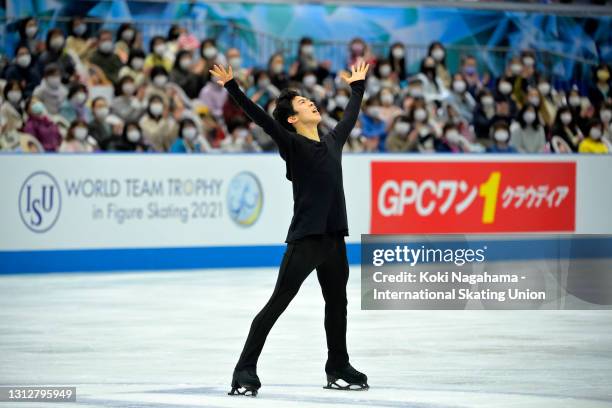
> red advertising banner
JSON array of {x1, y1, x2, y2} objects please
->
[{"x1": 370, "y1": 161, "x2": 576, "y2": 233}]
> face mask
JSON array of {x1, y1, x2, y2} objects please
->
[
  {"x1": 528, "y1": 96, "x2": 540, "y2": 106},
  {"x1": 446, "y1": 130, "x2": 460, "y2": 144},
  {"x1": 153, "y1": 75, "x2": 168, "y2": 87},
  {"x1": 569, "y1": 95, "x2": 581, "y2": 107},
  {"x1": 453, "y1": 80, "x2": 466, "y2": 93},
  {"x1": 74, "y1": 126, "x2": 88, "y2": 141},
  {"x1": 303, "y1": 75, "x2": 316, "y2": 88},
  {"x1": 122, "y1": 29, "x2": 135, "y2": 42},
  {"x1": 236, "y1": 128, "x2": 249, "y2": 139},
  {"x1": 150, "y1": 102, "x2": 163, "y2": 116},
  {"x1": 131, "y1": 58, "x2": 144, "y2": 71},
  {"x1": 25, "y1": 25, "x2": 38, "y2": 38},
  {"x1": 590, "y1": 128, "x2": 602, "y2": 140},
  {"x1": 99, "y1": 41, "x2": 114, "y2": 54},
  {"x1": 335, "y1": 95, "x2": 349, "y2": 108},
  {"x1": 482, "y1": 96, "x2": 494, "y2": 106},
  {"x1": 17, "y1": 54, "x2": 31, "y2": 67},
  {"x1": 31, "y1": 101, "x2": 45, "y2": 115},
  {"x1": 597, "y1": 70, "x2": 610, "y2": 82},
  {"x1": 463, "y1": 66, "x2": 477, "y2": 76},
  {"x1": 229, "y1": 57, "x2": 242, "y2": 70},
  {"x1": 499, "y1": 81, "x2": 512, "y2": 95},
  {"x1": 494, "y1": 129, "x2": 509, "y2": 142},
  {"x1": 122, "y1": 83, "x2": 135, "y2": 96},
  {"x1": 301, "y1": 45, "x2": 314, "y2": 55},
  {"x1": 392, "y1": 47, "x2": 404, "y2": 59},
  {"x1": 7, "y1": 90, "x2": 22, "y2": 104},
  {"x1": 179, "y1": 58, "x2": 192, "y2": 70},
  {"x1": 367, "y1": 106, "x2": 381, "y2": 118},
  {"x1": 127, "y1": 129, "x2": 141, "y2": 143},
  {"x1": 560, "y1": 112, "x2": 572, "y2": 125},
  {"x1": 203, "y1": 46, "x2": 217, "y2": 59},
  {"x1": 183, "y1": 127, "x2": 197, "y2": 140},
  {"x1": 381, "y1": 93, "x2": 394, "y2": 105},
  {"x1": 418, "y1": 126, "x2": 430, "y2": 137},
  {"x1": 50, "y1": 36, "x2": 64, "y2": 50},
  {"x1": 538, "y1": 82, "x2": 551, "y2": 95},
  {"x1": 394, "y1": 122, "x2": 410, "y2": 135},
  {"x1": 522, "y1": 56, "x2": 535, "y2": 67},
  {"x1": 600, "y1": 109, "x2": 612, "y2": 122},
  {"x1": 271, "y1": 63, "x2": 283, "y2": 74},
  {"x1": 379, "y1": 65, "x2": 391, "y2": 77},
  {"x1": 47, "y1": 76, "x2": 62, "y2": 88},
  {"x1": 414, "y1": 108, "x2": 427, "y2": 122},
  {"x1": 523, "y1": 111, "x2": 536, "y2": 124},
  {"x1": 95, "y1": 106, "x2": 109, "y2": 120},
  {"x1": 154, "y1": 44, "x2": 166, "y2": 56},
  {"x1": 74, "y1": 24, "x2": 87, "y2": 36},
  {"x1": 72, "y1": 92, "x2": 87, "y2": 105},
  {"x1": 510, "y1": 63, "x2": 522, "y2": 75},
  {"x1": 431, "y1": 48, "x2": 445, "y2": 62},
  {"x1": 410, "y1": 88, "x2": 424, "y2": 98},
  {"x1": 351, "y1": 43, "x2": 364, "y2": 54}
]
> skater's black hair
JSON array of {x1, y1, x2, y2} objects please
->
[{"x1": 273, "y1": 88, "x2": 300, "y2": 132}]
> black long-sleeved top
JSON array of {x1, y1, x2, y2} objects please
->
[{"x1": 224, "y1": 78, "x2": 365, "y2": 243}]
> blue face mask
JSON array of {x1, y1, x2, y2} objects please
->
[
  {"x1": 463, "y1": 66, "x2": 477, "y2": 75},
  {"x1": 31, "y1": 101, "x2": 45, "y2": 115}
]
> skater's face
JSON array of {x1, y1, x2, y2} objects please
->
[{"x1": 288, "y1": 95, "x2": 321, "y2": 126}]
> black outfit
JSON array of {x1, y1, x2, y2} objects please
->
[{"x1": 223, "y1": 77, "x2": 365, "y2": 373}]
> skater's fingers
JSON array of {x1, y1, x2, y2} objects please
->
[{"x1": 228, "y1": 65, "x2": 233, "y2": 77}]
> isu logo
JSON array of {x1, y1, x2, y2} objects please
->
[
  {"x1": 19, "y1": 171, "x2": 62, "y2": 233},
  {"x1": 226, "y1": 171, "x2": 263, "y2": 227}
]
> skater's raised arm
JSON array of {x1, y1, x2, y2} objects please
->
[
  {"x1": 330, "y1": 61, "x2": 369, "y2": 149},
  {"x1": 210, "y1": 64, "x2": 292, "y2": 152}
]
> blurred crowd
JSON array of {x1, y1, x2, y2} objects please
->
[{"x1": 1, "y1": 17, "x2": 611, "y2": 154}]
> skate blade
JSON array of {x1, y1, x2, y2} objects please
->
[
  {"x1": 323, "y1": 380, "x2": 369, "y2": 391},
  {"x1": 228, "y1": 386, "x2": 258, "y2": 397}
]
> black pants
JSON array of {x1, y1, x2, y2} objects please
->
[{"x1": 234, "y1": 232, "x2": 350, "y2": 372}]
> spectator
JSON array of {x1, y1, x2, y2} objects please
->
[
  {"x1": 221, "y1": 118, "x2": 261, "y2": 152},
  {"x1": 247, "y1": 69, "x2": 279, "y2": 109},
  {"x1": 193, "y1": 38, "x2": 226, "y2": 88},
  {"x1": 111, "y1": 75, "x2": 145, "y2": 123},
  {"x1": 447, "y1": 72, "x2": 477, "y2": 123},
  {"x1": 588, "y1": 63, "x2": 611, "y2": 110},
  {"x1": 414, "y1": 56, "x2": 448, "y2": 102},
  {"x1": 377, "y1": 87, "x2": 402, "y2": 128},
  {"x1": 494, "y1": 75, "x2": 518, "y2": 115},
  {"x1": 107, "y1": 121, "x2": 147, "y2": 152},
  {"x1": 566, "y1": 87, "x2": 588, "y2": 133},
  {"x1": 388, "y1": 42, "x2": 407, "y2": 82},
  {"x1": 115, "y1": 23, "x2": 139, "y2": 64},
  {"x1": 33, "y1": 64, "x2": 68, "y2": 115},
  {"x1": 267, "y1": 52, "x2": 289, "y2": 90},
  {"x1": 550, "y1": 106, "x2": 583, "y2": 152},
  {"x1": 119, "y1": 49, "x2": 147, "y2": 87},
  {"x1": 0, "y1": 81, "x2": 25, "y2": 149},
  {"x1": 347, "y1": 37, "x2": 376, "y2": 69},
  {"x1": 16, "y1": 17, "x2": 43, "y2": 59},
  {"x1": 385, "y1": 115, "x2": 416, "y2": 152},
  {"x1": 360, "y1": 97, "x2": 387, "y2": 151},
  {"x1": 199, "y1": 73, "x2": 228, "y2": 120},
  {"x1": 289, "y1": 37, "x2": 330, "y2": 83},
  {"x1": 170, "y1": 118, "x2": 212, "y2": 153},
  {"x1": 473, "y1": 89, "x2": 496, "y2": 142},
  {"x1": 2, "y1": 46, "x2": 41, "y2": 97},
  {"x1": 535, "y1": 77, "x2": 557, "y2": 128},
  {"x1": 65, "y1": 17, "x2": 94, "y2": 61},
  {"x1": 144, "y1": 66, "x2": 171, "y2": 105},
  {"x1": 59, "y1": 82, "x2": 91, "y2": 123},
  {"x1": 144, "y1": 35, "x2": 173, "y2": 73},
  {"x1": 428, "y1": 42, "x2": 451, "y2": 88},
  {"x1": 599, "y1": 103, "x2": 612, "y2": 140},
  {"x1": 510, "y1": 103, "x2": 546, "y2": 153},
  {"x1": 139, "y1": 95, "x2": 178, "y2": 151},
  {"x1": 486, "y1": 121, "x2": 517, "y2": 153},
  {"x1": 170, "y1": 49, "x2": 201, "y2": 99},
  {"x1": 578, "y1": 120, "x2": 608, "y2": 154},
  {"x1": 23, "y1": 96, "x2": 62, "y2": 151},
  {"x1": 89, "y1": 30, "x2": 124, "y2": 85},
  {"x1": 59, "y1": 120, "x2": 95, "y2": 152},
  {"x1": 375, "y1": 59, "x2": 400, "y2": 93},
  {"x1": 37, "y1": 28, "x2": 76, "y2": 84},
  {"x1": 460, "y1": 54, "x2": 482, "y2": 98},
  {"x1": 88, "y1": 97, "x2": 114, "y2": 150}
]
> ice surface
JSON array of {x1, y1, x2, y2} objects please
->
[{"x1": 1, "y1": 267, "x2": 611, "y2": 408}]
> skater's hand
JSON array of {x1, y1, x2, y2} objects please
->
[
  {"x1": 209, "y1": 64, "x2": 234, "y2": 86},
  {"x1": 340, "y1": 60, "x2": 369, "y2": 84}
]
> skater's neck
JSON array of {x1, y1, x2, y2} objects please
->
[{"x1": 294, "y1": 122, "x2": 320, "y2": 142}]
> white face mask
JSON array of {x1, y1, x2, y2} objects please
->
[
  {"x1": 528, "y1": 96, "x2": 540, "y2": 107},
  {"x1": 494, "y1": 129, "x2": 509, "y2": 142},
  {"x1": 410, "y1": 87, "x2": 424, "y2": 98},
  {"x1": 482, "y1": 96, "x2": 494, "y2": 106},
  {"x1": 72, "y1": 92, "x2": 87, "y2": 105},
  {"x1": 236, "y1": 128, "x2": 249, "y2": 139},
  {"x1": 560, "y1": 112, "x2": 573, "y2": 125},
  {"x1": 131, "y1": 58, "x2": 144, "y2": 70},
  {"x1": 381, "y1": 93, "x2": 394, "y2": 105},
  {"x1": 74, "y1": 126, "x2": 88, "y2": 141},
  {"x1": 271, "y1": 63, "x2": 283, "y2": 74},
  {"x1": 350, "y1": 127, "x2": 361, "y2": 139},
  {"x1": 153, "y1": 75, "x2": 167, "y2": 87},
  {"x1": 26, "y1": 25, "x2": 38, "y2": 38},
  {"x1": 431, "y1": 48, "x2": 445, "y2": 62},
  {"x1": 303, "y1": 75, "x2": 316, "y2": 88},
  {"x1": 154, "y1": 44, "x2": 166, "y2": 56},
  {"x1": 600, "y1": 109, "x2": 612, "y2": 123},
  {"x1": 367, "y1": 106, "x2": 381, "y2": 118},
  {"x1": 418, "y1": 126, "x2": 430, "y2": 137},
  {"x1": 538, "y1": 82, "x2": 551, "y2": 95},
  {"x1": 17, "y1": 54, "x2": 31, "y2": 67},
  {"x1": 203, "y1": 46, "x2": 217, "y2": 59},
  {"x1": 150, "y1": 102, "x2": 164, "y2": 116},
  {"x1": 335, "y1": 95, "x2": 349, "y2": 108},
  {"x1": 394, "y1": 122, "x2": 410, "y2": 135},
  {"x1": 510, "y1": 63, "x2": 522, "y2": 75},
  {"x1": 179, "y1": 58, "x2": 192, "y2": 70},
  {"x1": 99, "y1": 40, "x2": 114, "y2": 54},
  {"x1": 523, "y1": 111, "x2": 536, "y2": 124},
  {"x1": 379, "y1": 65, "x2": 391, "y2": 77},
  {"x1": 74, "y1": 24, "x2": 87, "y2": 36},
  {"x1": 50, "y1": 36, "x2": 64, "y2": 50},
  {"x1": 590, "y1": 128, "x2": 602, "y2": 140},
  {"x1": 446, "y1": 130, "x2": 460, "y2": 144},
  {"x1": 258, "y1": 78, "x2": 270, "y2": 88},
  {"x1": 122, "y1": 83, "x2": 135, "y2": 96},
  {"x1": 453, "y1": 80, "x2": 466, "y2": 93},
  {"x1": 301, "y1": 45, "x2": 314, "y2": 55},
  {"x1": 414, "y1": 108, "x2": 427, "y2": 122},
  {"x1": 122, "y1": 29, "x2": 135, "y2": 42},
  {"x1": 183, "y1": 127, "x2": 197, "y2": 140},
  {"x1": 229, "y1": 57, "x2": 242, "y2": 70},
  {"x1": 392, "y1": 47, "x2": 404, "y2": 59},
  {"x1": 523, "y1": 56, "x2": 535, "y2": 67},
  {"x1": 569, "y1": 95, "x2": 581, "y2": 107},
  {"x1": 127, "y1": 129, "x2": 141, "y2": 143},
  {"x1": 499, "y1": 81, "x2": 512, "y2": 95},
  {"x1": 7, "y1": 90, "x2": 22, "y2": 104},
  {"x1": 95, "y1": 106, "x2": 109, "y2": 120},
  {"x1": 47, "y1": 76, "x2": 62, "y2": 88}
]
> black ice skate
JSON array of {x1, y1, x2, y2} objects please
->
[
  {"x1": 323, "y1": 363, "x2": 369, "y2": 391},
  {"x1": 228, "y1": 367, "x2": 261, "y2": 397}
]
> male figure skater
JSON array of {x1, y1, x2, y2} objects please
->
[{"x1": 210, "y1": 60, "x2": 370, "y2": 397}]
